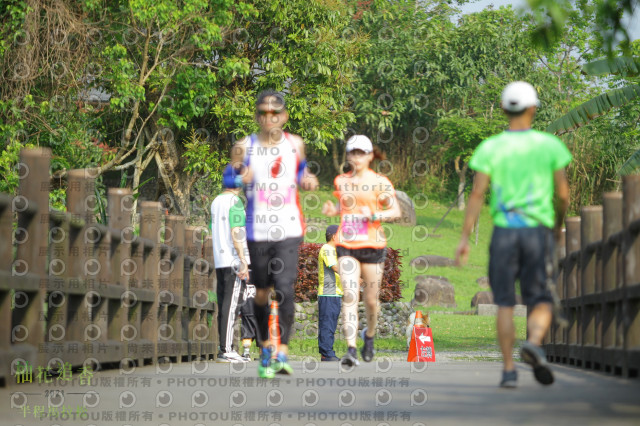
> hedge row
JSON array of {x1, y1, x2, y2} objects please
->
[{"x1": 294, "y1": 242, "x2": 403, "y2": 302}]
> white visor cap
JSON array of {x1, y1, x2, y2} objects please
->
[
  {"x1": 501, "y1": 81, "x2": 540, "y2": 112},
  {"x1": 345, "y1": 135, "x2": 373, "y2": 153}
]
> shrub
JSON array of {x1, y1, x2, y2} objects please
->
[{"x1": 295, "y1": 242, "x2": 404, "y2": 302}]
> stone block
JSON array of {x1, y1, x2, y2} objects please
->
[
  {"x1": 477, "y1": 304, "x2": 527, "y2": 317},
  {"x1": 412, "y1": 275, "x2": 456, "y2": 308},
  {"x1": 395, "y1": 190, "x2": 417, "y2": 227},
  {"x1": 476, "y1": 276, "x2": 490, "y2": 289}
]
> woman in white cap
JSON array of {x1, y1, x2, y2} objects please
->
[{"x1": 322, "y1": 135, "x2": 401, "y2": 366}]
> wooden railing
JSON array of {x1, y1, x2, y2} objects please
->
[
  {"x1": 0, "y1": 148, "x2": 218, "y2": 386},
  {"x1": 545, "y1": 175, "x2": 640, "y2": 378}
]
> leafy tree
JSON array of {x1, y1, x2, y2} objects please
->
[
  {"x1": 0, "y1": 139, "x2": 34, "y2": 194},
  {"x1": 431, "y1": 7, "x2": 539, "y2": 208},
  {"x1": 88, "y1": 0, "x2": 363, "y2": 218},
  {"x1": 344, "y1": 3, "x2": 560, "y2": 200},
  {"x1": 523, "y1": 1, "x2": 603, "y2": 124},
  {"x1": 77, "y1": 0, "x2": 258, "y2": 218},
  {"x1": 561, "y1": 123, "x2": 634, "y2": 210},
  {"x1": 523, "y1": 1, "x2": 639, "y2": 199},
  {"x1": 342, "y1": 0, "x2": 457, "y2": 182},
  {"x1": 436, "y1": 115, "x2": 506, "y2": 209},
  {"x1": 1, "y1": 0, "x2": 364, "y2": 221},
  {"x1": 546, "y1": 44, "x2": 640, "y2": 174},
  {"x1": 546, "y1": 56, "x2": 640, "y2": 134},
  {"x1": 0, "y1": 0, "x2": 110, "y2": 199},
  {"x1": 527, "y1": 0, "x2": 637, "y2": 55}
]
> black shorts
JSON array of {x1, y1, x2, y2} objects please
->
[
  {"x1": 489, "y1": 226, "x2": 554, "y2": 307},
  {"x1": 336, "y1": 246, "x2": 387, "y2": 264},
  {"x1": 246, "y1": 237, "x2": 302, "y2": 289}
]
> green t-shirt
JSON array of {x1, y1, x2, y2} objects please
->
[
  {"x1": 469, "y1": 129, "x2": 572, "y2": 228},
  {"x1": 229, "y1": 198, "x2": 246, "y2": 228}
]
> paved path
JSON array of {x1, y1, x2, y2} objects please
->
[{"x1": 2, "y1": 357, "x2": 639, "y2": 426}]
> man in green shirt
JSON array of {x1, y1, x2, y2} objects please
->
[{"x1": 455, "y1": 81, "x2": 571, "y2": 388}]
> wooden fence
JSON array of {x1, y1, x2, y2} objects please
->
[
  {"x1": 0, "y1": 148, "x2": 218, "y2": 386},
  {"x1": 545, "y1": 175, "x2": 640, "y2": 378}
]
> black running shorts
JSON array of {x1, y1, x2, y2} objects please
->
[
  {"x1": 336, "y1": 246, "x2": 387, "y2": 264},
  {"x1": 488, "y1": 226, "x2": 554, "y2": 307}
]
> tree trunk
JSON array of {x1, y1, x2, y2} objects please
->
[
  {"x1": 154, "y1": 152, "x2": 191, "y2": 217},
  {"x1": 152, "y1": 123, "x2": 192, "y2": 218},
  {"x1": 332, "y1": 139, "x2": 344, "y2": 174},
  {"x1": 454, "y1": 156, "x2": 469, "y2": 211}
]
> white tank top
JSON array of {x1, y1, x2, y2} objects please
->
[
  {"x1": 243, "y1": 133, "x2": 304, "y2": 242},
  {"x1": 210, "y1": 192, "x2": 250, "y2": 269}
]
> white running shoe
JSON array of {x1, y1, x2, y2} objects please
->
[
  {"x1": 217, "y1": 351, "x2": 248, "y2": 363},
  {"x1": 241, "y1": 348, "x2": 252, "y2": 361}
]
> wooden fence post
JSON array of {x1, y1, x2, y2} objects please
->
[
  {"x1": 622, "y1": 175, "x2": 640, "y2": 377},
  {"x1": 602, "y1": 192, "x2": 623, "y2": 373},
  {"x1": 184, "y1": 226, "x2": 198, "y2": 360},
  {"x1": 139, "y1": 202, "x2": 163, "y2": 364},
  {"x1": 65, "y1": 169, "x2": 95, "y2": 368},
  {"x1": 92, "y1": 220, "x2": 112, "y2": 360},
  {"x1": 581, "y1": 206, "x2": 602, "y2": 296},
  {"x1": 47, "y1": 202, "x2": 71, "y2": 363},
  {"x1": 157, "y1": 213, "x2": 171, "y2": 361},
  {"x1": 0, "y1": 193, "x2": 13, "y2": 383},
  {"x1": 164, "y1": 215, "x2": 186, "y2": 361},
  {"x1": 552, "y1": 230, "x2": 566, "y2": 348},
  {"x1": 13, "y1": 148, "x2": 51, "y2": 369},
  {"x1": 192, "y1": 229, "x2": 213, "y2": 359},
  {"x1": 107, "y1": 188, "x2": 133, "y2": 361},
  {"x1": 580, "y1": 206, "x2": 602, "y2": 368},
  {"x1": 203, "y1": 235, "x2": 218, "y2": 358},
  {"x1": 565, "y1": 217, "x2": 581, "y2": 353}
]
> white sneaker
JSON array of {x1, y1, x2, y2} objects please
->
[
  {"x1": 241, "y1": 348, "x2": 252, "y2": 361},
  {"x1": 217, "y1": 351, "x2": 248, "y2": 363}
]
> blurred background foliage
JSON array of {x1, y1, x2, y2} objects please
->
[{"x1": 0, "y1": 0, "x2": 638, "y2": 221}]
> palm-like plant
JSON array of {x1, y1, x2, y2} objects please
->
[{"x1": 546, "y1": 56, "x2": 640, "y2": 174}]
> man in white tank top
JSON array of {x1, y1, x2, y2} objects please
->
[{"x1": 227, "y1": 90, "x2": 318, "y2": 378}]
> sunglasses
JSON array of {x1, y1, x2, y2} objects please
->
[{"x1": 257, "y1": 108, "x2": 285, "y2": 116}]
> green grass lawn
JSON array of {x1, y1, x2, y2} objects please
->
[
  {"x1": 283, "y1": 314, "x2": 527, "y2": 360},
  {"x1": 302, "y1": 190, "x2": 494, "y2": 310},
  {"x1": 431, "y1": 314, "x2": 526, "y2": 351}
]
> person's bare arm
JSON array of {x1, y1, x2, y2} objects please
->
[
  {"x1": 292, "y1": 134, "x2": 319, "y2": 191},
  {"x1": 553, "y1": 168, "x2": 570, "y2": 240},
  {"x1": 455, "y1": 172, "x2": 490, "y2": 266},
  {"x1": 230, "y1": 137, "x2": 253, "y2": 184},
  {"x1": 322, "y1": 200, "x2": 339, "y2": 216},
  {"x1": 375, "y1": 190, "x2": 402, "y2": 222},
  {"x1": 230, "y1": 137, "x2": 247, "y2": 168},
  {"x1": 231, "y1": 226, "x2": 249, "y2": 281}
]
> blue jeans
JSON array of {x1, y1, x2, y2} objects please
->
[{"x1": 318, "y1": 296, "x2": 342, "y2": 358}]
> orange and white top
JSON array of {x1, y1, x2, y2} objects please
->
[{"x1": 333, "y1": 170, "x2": 396, "y2": 250}]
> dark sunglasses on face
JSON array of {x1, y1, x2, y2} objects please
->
[{"x1": 257, "y1": 108, "x2": 285, "y2": 116}]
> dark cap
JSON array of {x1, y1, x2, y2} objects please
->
[
  {"x1": 325, "y1": 225, "x2": 339, "y2": 242},
  {"x1": 256, "y1": 89, "x2": 286, "y2": 110}
]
